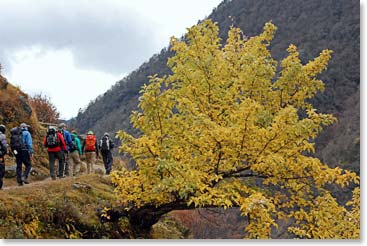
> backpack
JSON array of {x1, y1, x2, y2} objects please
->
[
  {"x1": 10, "y1": 127, "x2": 24, "y2": 152},
  {"x1": 85, "y1": 134, "x2": 96, "y2": 151},
  {"x1": 100, "y1": 136, "x2": 110, "y2": 151},
  {"x1": 0, "y1": 136, "x2": 6, "y2": 157},
  {"x1": 46, "y1": 128, "x2": 59, "y2": 148},
  {"x1": 69, "y1": 135, "x2": 78, "y2": 152}
]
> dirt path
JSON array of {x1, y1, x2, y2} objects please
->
[
  {"x1": 2, "y1": 177, "x2": 59, "y2": 190},
  {"x1": 2, "y1": 162, "x2": 107, "y2": 191}
]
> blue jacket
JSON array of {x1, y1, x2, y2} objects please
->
[
  {"x1": 22, "y1": 129, "x2": 34, "y2": 154},
  {"x1": 60, "y1": 130, "x2": 72, "y2": 151}
]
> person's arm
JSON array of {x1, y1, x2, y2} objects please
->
[
  {"x1": 0, "y1": 135, "x2": 8, "y2": 155},
  {"x1": 82, "y1": 139, "x2": 85, "y2": 153},
  {"x1": 58, "y1": 133, "x2": 67, "y2": 151},
  {"x1": 95, "y1": 138, "x2": 99, "y2": 157},
  {"x1": 24, "y1": 131, "x2": 34, "y2": 154},
  {"x1": 29, "y1": 133, "x2": 34, "y2": 154},
  {"x1": 76, "y1": 138, "x2": 82, "y2": 155}
]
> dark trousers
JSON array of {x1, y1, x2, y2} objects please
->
[
  {"x1": 15, "y1": 150, "x2": 32, "y2": 184},
  {"x1": 0, "y1": 158, "x2": 5, "y2": 189},
  {"x1": 101, "y1": 150, "x2": 113, "y2": 174},
  {"x1": 48, "y1": 151, "x2": 64, "y2": 178}
]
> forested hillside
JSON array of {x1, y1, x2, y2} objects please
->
[{"x1": 71, "y1": 0, "x2": 359, "y2": 176}]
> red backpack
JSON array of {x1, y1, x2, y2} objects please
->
[{"x1": 85, "y1": 134, "x2": 96, "y2": 151}]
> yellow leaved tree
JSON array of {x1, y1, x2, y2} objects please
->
[{"x1": 111, "y1": 19, "x2": 359, "y2": 239}]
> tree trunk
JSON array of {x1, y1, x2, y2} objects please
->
[
  {"x1": 129, "y1": 208, "x2": 164, "y2": 238},
  {"x1": 100, "y1": 200, "x2": 195, "y2": 238}
]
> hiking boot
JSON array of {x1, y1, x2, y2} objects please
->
[
  {"x1": 22, "y1": 178, "x2": 29, "y2": 184},
  {"x1": 18, "y1": 182, "x2": 23, "y2": 186},
  {"x1": 51, "y1": 177, "x2": 56, "y2": 180}
]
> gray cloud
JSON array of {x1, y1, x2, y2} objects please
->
[{"x1": 0, "y1": 1, "x2": 159, "y2": 75}]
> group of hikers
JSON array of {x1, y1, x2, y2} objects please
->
[{"x1": 0, "y1": 123, "x2": 115, "y2": 189}]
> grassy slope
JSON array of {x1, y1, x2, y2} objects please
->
[
  {"x1": 0, "y1": 173, "x2": 191, "y2": 239},
  {"x1": 0, "y1": 174, "x2": 121, "y2": 239},
  {"x1": 0, "y1": 172, "x2": 190, "y2": 238}
]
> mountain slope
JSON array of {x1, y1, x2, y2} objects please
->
[
  {"x1": 71, "y1": 0, "x2": 359, "y2": 172},
  {"x1": 0, "y1": 75, "x2": 50, "y2": 178}
]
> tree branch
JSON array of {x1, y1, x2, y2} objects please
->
[{"x1": 221, "y1": 165, "x2": 251, "y2": 179}]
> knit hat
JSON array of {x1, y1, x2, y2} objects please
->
[
  {"x1": 87, "y1": 131, "x2": 94, "y2": 135},
  {"x1": 58, "y1": 123, "x2": 66, "y2": 129},
  {"x1": 20, "y1": 123, "x2": 29, "y2": 129}
]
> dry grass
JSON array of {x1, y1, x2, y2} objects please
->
[{"x1": 0, "y1": 174, "x2": 120, "y2": 239}]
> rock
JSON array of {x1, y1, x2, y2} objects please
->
[
  {"x1": 4, "y1": 165, "x2": 16, "y2": 178},
  {"x1": 18, "y1": 95, "x2": 33, "y2": 117},
  {"x1": 72, "y1": 182, "x2": 92, "y2": 192},
  {"x1": 94, "y1": 167, "x2": 104, "y2": 175},
  {"x1": 79, "y1": 162, "x2": 87, "y2": 173},
  {"x1": 30, "y1": 168, "x2": 39, "y2": 176},
  {"x1": 5, "y1": 165, "x2": 42, "y2": 179}
]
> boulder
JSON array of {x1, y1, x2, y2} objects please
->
[
  {"x1": 94, "y1": 167, "x2": 104, "y2": 175},
  {"x1": 72, "y1": 182, "x2": 92, "y2": 192},
  {"x1": 4, "y1": 165, "x2": 16, "y2": 178}
]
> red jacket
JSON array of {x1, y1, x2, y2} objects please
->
[{"x1": 43, "y1": 132, "x2": 67, "y2": 152}]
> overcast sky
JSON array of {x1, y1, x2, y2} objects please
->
[{"x1": 0, "y1": 0, "x2": 223, "y2": 119}]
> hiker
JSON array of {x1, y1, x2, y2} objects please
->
[
  {"x1": 99, "y1": 132, "x2": 114, "y2": 175},
  {"x1": 58, "y1": 123, "x2": 72, "y2": 176},
  {"x1": 44, "y1": 126, "x2": 67, "y2": 179},
  {"x1": 10, "y1": 123, "x2": 33, "y2": 186},
  {"x1": 0, "y1": 124, "x2": 8, "y2": 190},
  {"x1": 82, "y1": 131, "x2": 99, "y2": 174},
  {"x1": 69, "y1": 130, "x2": 83, "y2": 176}
]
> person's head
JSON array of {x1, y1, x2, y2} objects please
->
[
  {"x1": 20, "y1": 123, "x2": 29, "y2": 130},
  {"x1": 58, "y1": 122, "x2": 66, "y2": 130},
  {"x1": 87, "y1": 130, "x2": 94, "y2": 135},
  {"x1": 104, "y1": 132, "x2": 109, "y2": 137},
  {"x1": 47, "y1": 126, "x2": 57, "y2": 134},
  {"x1": 48, "y1": 126, "x2": 57, "y2": 133},
  {"x1": 0, "y1": 124, "x2": 6, "y2": 134},
  {"x1": 71, "y1": 130, "x2": 78, "y2": 135}
]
